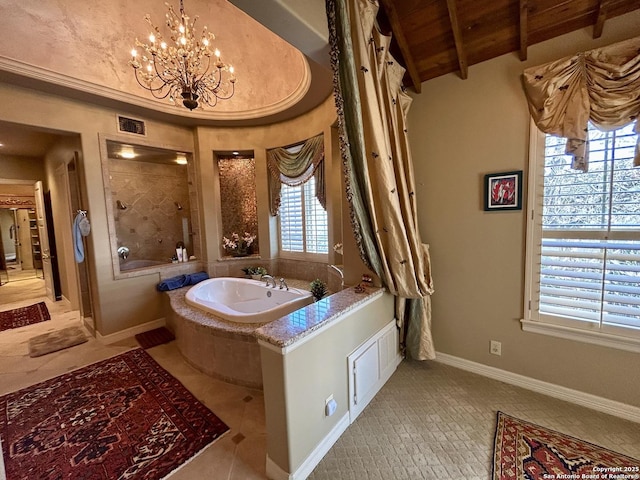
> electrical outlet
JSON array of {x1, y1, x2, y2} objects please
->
[
  {"x1": 325, "y1": 394, "x2": 337, "y2": 417},
  {"x1": 490, "y1": 340, "x2": 502, "y2": 356}
]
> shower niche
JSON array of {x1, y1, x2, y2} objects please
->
[{"x1": 101, "y1": 138, "x2": 200, "y2": 277}]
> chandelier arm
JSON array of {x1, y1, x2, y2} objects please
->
[
  {"x1": 133, "y1": 69, "x2": 173, "y2": 99},
  {"x1": 201, "y1": 93, "x2": 219, "y2": 108},
  {"x1": 193, "y1": 54, "x2": 214, "y2": 87},
  {"x1": 214, "y1": 83, "x2": 235, "y2": 101},
  {"x1": 152, "y1": 53, "x2": 184, "y2": 86}
]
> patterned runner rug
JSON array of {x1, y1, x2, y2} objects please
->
[
  {"x1": 0, "y1": 348, "x2": 229, "y2": 479},
  {"x1": 0, "y1": 301, "x2": 50, "y2": 332},
  {"x1": 492, "y1": 411, "x2": 639, "y2": 479}
]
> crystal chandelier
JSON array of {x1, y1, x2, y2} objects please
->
[{"x1": 129, "y1": 0, "x2": 236, "y2": 110}]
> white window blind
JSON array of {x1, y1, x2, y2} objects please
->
[
  {"x1": 279, "y1": 176, "x2": 328, "y2": 255},
  {"x1": 525, "y1": 121, "x2": 640, "y2": 348}
]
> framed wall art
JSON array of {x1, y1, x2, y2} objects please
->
[{"x1": 484, "y1": 170, "x2": 523, "y2": 211}]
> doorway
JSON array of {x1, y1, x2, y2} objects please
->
[
  {"x1": 0, "y1": 207, "x2": 43, "y2": 283},
  {"x1": 0, "y1": 121, "x2": 93, "y2": 336}
]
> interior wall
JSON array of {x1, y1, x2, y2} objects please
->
[
  {"x1": 0, "y1": 155, "x2": 45, "y2": 181},
  {"x1": 260, "y1": 291, "x2": 394, "y2": 473},
  {"x1": 408, "y1": 11, "x2": 640, "y2": 406},
  {"x1": 44, "y1": 136, "x2": 82, "y2": 308},
  {"x1": 0, "y1": 82, "x2": 194, "y2": 336},
  {"x1": 195, "y1": 95, "x2": 339, "y2": 274}
]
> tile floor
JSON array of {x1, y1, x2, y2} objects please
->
[
  {"x1": 1, "y1": 291, "x2": 639, "y2": 480},
  {"x1": 0, "y1": 293, "x2": 267, "y2": 480}
]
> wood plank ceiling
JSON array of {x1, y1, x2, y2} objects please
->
[{"x1": 377, "y1": 0, "x2": 640, "y2": 92}]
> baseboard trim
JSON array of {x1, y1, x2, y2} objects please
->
[
  {"x1": 265, "y1": 412, "x2": 350, "y2": 480},
  {"x1": 96, "y1": 318, "x2": 165, "y2": 345},
  {"x1": 435, "y1": 352, "x2": 640, "y2": 424}
]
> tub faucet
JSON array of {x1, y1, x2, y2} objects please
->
[
  {"x1": 279, "y1": 278, "x2": 289, "y2": 290},
  {"x1": 261, "y1": 274, "x2": 277, "y2": 288}
]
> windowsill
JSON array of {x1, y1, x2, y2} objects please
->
[
  {"x1": 218, "y1": 254, "x2": 261, "y2": 262},
  {"x1": 521, "y1": 319, "x2": 640, "y2": 353},
  {"x1": 278, "y1": 252, "x2": 329, "y2": 262}
]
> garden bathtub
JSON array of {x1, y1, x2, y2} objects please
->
[{"x1": 185, "y1": 277, "x2": 314, "y2": 324}]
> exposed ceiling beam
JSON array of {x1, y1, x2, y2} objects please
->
[
  {"x1": 378, "y1": 0, "x2": 422, "y2": 93},
  {"x1": 519, "y1": 0, "x2": 528, "y2": 61},
  {"x1": 446, "y1": 0, "x2": 468, "y2": 79},
  {"x1": 593, "y1": 0, "x2": 607, "y2": 38}
]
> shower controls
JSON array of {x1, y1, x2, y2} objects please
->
[{"x1": 117, "y1": 246, "x2": 130, "y2": 260}]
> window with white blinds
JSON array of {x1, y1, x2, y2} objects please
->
[
  {"x1": 523, "y1": 121, "x2": 640, "y2": 350},
  {"x1": 279, "y1": 176, "x2": 328, "y2": 256}
]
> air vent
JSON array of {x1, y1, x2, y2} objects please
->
[{"x1": 117, "y1": 115, "x2": 146, "y2": 136}]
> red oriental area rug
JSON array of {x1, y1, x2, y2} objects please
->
[
  {"x1": 0, "y1": 301, "x2": 50, "y2": 332},
  {"x1": 0, "y1": 348, "x2": 229, "y2": 479},
  {"x1": 492, "y1": 411, "x2": 639, "y2": 479}
]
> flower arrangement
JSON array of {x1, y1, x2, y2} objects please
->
[
  {"x1": 222, "y1": 232, "x2": 256, "y2": 256},
  {"x1": 333, "y1": 243, "x2": 343, "y2": 255}
]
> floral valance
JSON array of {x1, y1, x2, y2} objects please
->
[
  {"x1": 266, "y1": 133, "x2": 325, "y2": 216},
  {"x1": 522, "y1": 35, "x2": 640, "y2": 172}
]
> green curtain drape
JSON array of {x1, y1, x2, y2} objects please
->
[
  {"x1": 266, "y1": 134, "x2": 325, "y2": 216},
  {"x1": 326, "y1": 0, "x2": 435, "y2": 360},
  {"x1": 522, "y1": 35, "x2": 640, "y2": 172}
]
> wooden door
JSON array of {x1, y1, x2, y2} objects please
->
[{"x1": 34, "y1": 181, "x2": 55, "y2": 301}]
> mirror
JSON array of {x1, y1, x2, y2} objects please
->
[{"x1": 102, "y1": 138, "x2": 200, "y2": 277}]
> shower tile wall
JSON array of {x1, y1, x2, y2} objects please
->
[
  {"x1": 218, "y1": 158, "x2": 259, "y2": 255},
  {"x1": 109, "y1": 159, "x2": 194, "y2": 262}
]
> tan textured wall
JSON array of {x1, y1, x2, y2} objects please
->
[
  {"x1": 195, "y1": 95, "x2": 338, "y2": 271},
  {"x1": 109, "y1": 159, "x2": 192, "y2": 262},
  {"x1": 0, "y1": 155, "x2": 45, "y2": 181},
  {"x1": 409, "y1": 12, "x2": 640, "y2": 406}
]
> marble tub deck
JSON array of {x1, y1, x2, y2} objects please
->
[{"x1": 165, "y1": 280, "x2": 383, "y2": 387}]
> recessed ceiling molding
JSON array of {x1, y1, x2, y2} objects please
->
[{"x1": 0, "y1": 53, "x2": 311, "y2": 122}]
